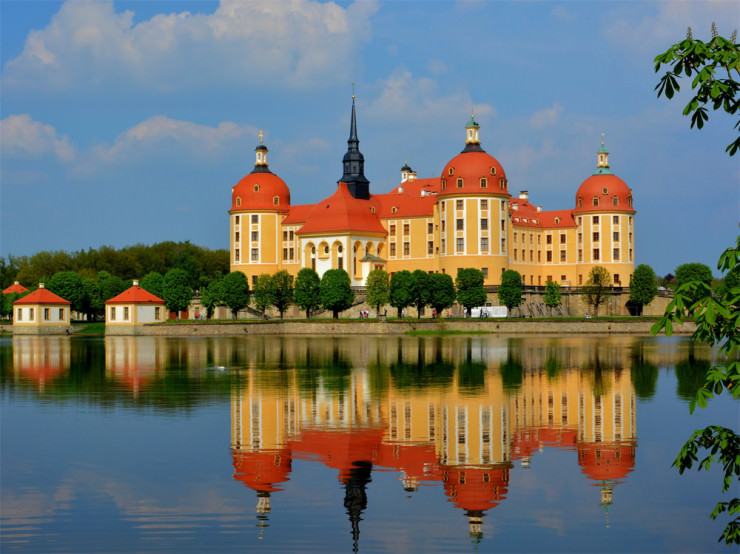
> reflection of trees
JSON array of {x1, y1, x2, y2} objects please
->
[
  {"x1": 675, "y1": 357, "x2": 711, "y2": 402},
  {"x1": 457, "y1": 338, "x2": 486, "y2": 394},
  {"x1": 499, "y1": 355, "x2": 523, "y2": 392},
  {"x1": 630, "y1": 343, "x2": 659, "y2": 400},
  {"x1": 389, "y1": 338, "x2": 454, "y2": 391}
]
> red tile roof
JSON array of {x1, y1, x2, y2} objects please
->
[
  {"x1": 297, "y1": 182, "x2": 387, "y2": 236},
  {"x1": 372, "y1": 189, "x2": 437, "y2": 219},
  {"x1": 574, "y1": 174, "x2": 635, "y2": 214},
  {"x1": 231, "y1": 171, "x2": 291, "y2": 212},
  {"x1": 282, "y1": 204, "x2": 315, "y2": 225},
  {"x1": 3, "y1": 282, "x2": 28, "y2": 294},
  {"x1": 14, "y1": 287, "x2": 70, "y2": 305},
  {"x1": 509, "y1": 198, "x2": 576, "y2": 228},
  {"x1": 440, "y1": 150, "x2": 509, "y2": 197},
  {"x1": 105, "y1": 284, "x2": 164, "y2": 304}
]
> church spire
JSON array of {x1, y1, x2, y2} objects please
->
[{"x1": 341, "y1": 89, "x2": 370, "y2": 199}]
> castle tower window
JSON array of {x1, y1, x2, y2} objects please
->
[
  {"x1": 481, "y1": 199, "x2": 488, "y2": 210},
  {"x1": 254, "y1": 185, "x2": 260, "y2": 192},
  {"x1": 235, "y1": 215, "x2": 240, "y2": 225},
  {"x1": 251, "y1": 214, "x2": 258, "y2": 224},
  {"x1": 456, "y1": 199, "x2": 463, "y2": 210},
  {"x1": 628, "y1": 196, "x2": 633, "y2": 207},
  {"x1": 612, "y1": 196, "x2": 618, "y2": 206},
  {"x1": 457, "y1": 178, "x2": 463, "y2": 188},
  {"x1": 593, "y1": 197, "x2": 599, "y2": 207},
  {"x1": 235, "y1": 249, "x2": 240, "y2": 262},
  {"x1": 578, "y1": 197, "x2": 583, "y2": 207},
  {"x1": 273, "y1": 196, "x2": 279, "y2": 206},
  {"x1": 490, "y1": 167, "x2": 496, "y2": 176},
  {"x1": 448, "y1": 167, "x2": 454, "y2": 176},
  {"x1": 236, "y1": 197, "x2": 242, "y2": 207},
  {"x1": 480, "y1": 177, "x2": 487, "y2": 188}
]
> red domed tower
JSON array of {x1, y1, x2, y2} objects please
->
[
  {"x1": 229, "y1": 132, "x2": 291, "y2": 286},
  {"x1": 573, "y1": 137, "x2": 636, "y2": 287},
  {"x1": 437, "y1": 115, "x2": 511, "y2": 283}
]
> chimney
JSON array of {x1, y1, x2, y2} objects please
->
[
  {"x1": 519, "y1": 190, "x2": 529, "y2": 201},
  {"x1": 537, "y1": 206, "x2": 542, "y2": 213},
  {"x1": 39, "y1": 283, "x2": 45, "y2": 289},
  {"x1": 133, "y1": 280, "x2": 140, "y2": 287}
]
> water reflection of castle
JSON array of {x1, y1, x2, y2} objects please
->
[{"x1": 230, "y1": 337, "x2": 637, "y2": 547}]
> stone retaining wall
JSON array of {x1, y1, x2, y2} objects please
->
[{"x1": 108, "y1": 319, "x2": 695, "y2": 336}]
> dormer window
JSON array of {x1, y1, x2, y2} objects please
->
[
  {"x1": 480, "y1": 177, "x2": 487, "y2": 188},
  {"x1": 628, "y1": 196, "x2": 633, "y2": 207},
  {"x1": 273, "y1": 196, "x2": 279, "y2": 206},
  {"x1": 392, "y1": 206, "x2": 398, "y2": 214},
  {"x1": 448, "y1": 167, "x2": 454, "y2": 176},
  {"x1": 554, "y1": 217, "x2": 560, "y2": 224},
  {"x1": 370, "y1": 206, "x2": 376, "y2": 214},
  {"x1": 578, "y1": 197, "x2": 583, "y2": 207},
  {"x1": 593, "y1": 197, "x2": 599, "y2": 207},
  {"x1": 602, "y1": 187, "x2": 608, "y2": 194},
  {"x1": 490, "y1": 167, "x2": 496, "y2": 176},
  {"x1": 612, "y1": 196, "x2": 618, "y2": 206},
  {"x1": 236, "y1": 197, "x2": 242, "y2": 207},
  {"x1": 253, "y1": 185, "x2": 260, "y2": 192},
  {"x1": 456, "y1": 178, "x2": 463, "y2": 189},
  {"x1": 441, "y1": 178, "x2": 447, "y2": 191},
  {"x1": 499, "y1": 178, "x2": 505, "y2": 189}
]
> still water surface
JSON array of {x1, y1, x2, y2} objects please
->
[{"x1": 1, "y1": 334, "x2": 736, "y2": 553}]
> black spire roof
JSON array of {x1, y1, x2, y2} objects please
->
[{"x1": 340, "y1": 96, "x2": 370, "y2": 200}]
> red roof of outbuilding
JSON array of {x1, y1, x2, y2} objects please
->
[
  {"x1": 14, "y1": 287, "x2": 70, "y2": 305},
  {"x1": 105, "y1": 284, "x2": 164, "y2": 304},
  {"x1": 297, "y1": 182, "x2": 387, "y2": 236},
  {"x1": 3, "y1": 282, "x2": 29, "y2": 294}
]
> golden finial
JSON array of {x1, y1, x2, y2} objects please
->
[{"x1": 258, "y1": 130, "x2": 264, "y2": 144}]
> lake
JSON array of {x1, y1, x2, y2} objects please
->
[{"x1": 1, "y1": 334, "x2": 736, "y2": 553}]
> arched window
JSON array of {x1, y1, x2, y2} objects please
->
[
  {"x1": 602, "y1": 187, "x2": 608, "y2": 194},
  {"x1": 628, "y1": 196, "x2": 633, "y2": 207},
  {"x1": 490, "y1": 167, "x2": 496, "y2": 176},
  {"x1": 441, "y1": 178, "x2": 447, "y2": 191},
  {"x1": 392, "y1": 206, "x2": 398, "y2": 214},
  {"x1": 236, "y1": 196, "x2": 242, "y2": 207},
  {"x1": 253, "y1": 185, "x2": 260, "y2": 192},
  {"x1": 499, "y1": 178, "x2": 505, "y2": 189},
  {"x1": 448, "y1": 167, "x2": 454, "y2": 176},
  {"x1": 578, "y1": 197, "x2": 583, "y2": 208},
  {"x1": 554, "y1": 217, "x2": 560, "y2": 225}
]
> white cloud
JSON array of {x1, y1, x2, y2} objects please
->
[
  {"x1": 551, "y1": 6, "x2": 576, "y2": 22},
  {"x1": 529, "y1": 102, "x2": 564, "y2": 129},
  {"x1": 3, "y1": 0, "x2": 379, "y2": 94},
  {"x1": 604, "y1": 0, "x2": 739, "y2": 57},
  {"x1": 0, "y1": 114, "x2": 77, "y2": 162},
  {"x1": 366, "y1": 69, "x2": 496, "y2": 124}
]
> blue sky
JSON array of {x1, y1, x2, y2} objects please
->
[{"x1": 1, "y1": 0, "x2": 738, "y2": 277}]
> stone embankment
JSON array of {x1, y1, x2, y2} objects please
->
[{"x1": 108, "y1": 319, "x2": 696, "y2": 336}]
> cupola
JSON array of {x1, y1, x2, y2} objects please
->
[{"x1": 253, "y1": 130, "x2": 270, "y2": 173}]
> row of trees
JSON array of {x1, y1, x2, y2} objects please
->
[{"x1": 1, "y1": 241, "x2": 229, "y2": 291}]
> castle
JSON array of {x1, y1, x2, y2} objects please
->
[{"x1": 229, "y1": 98, "x2": 635, "y2": 288}]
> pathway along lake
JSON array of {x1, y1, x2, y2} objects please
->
[{"x1": 1, "y1": 334, "x2": 736, "y2": 553}]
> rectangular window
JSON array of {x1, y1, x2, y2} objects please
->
[
  {"x1": 538, "y1": 251, "x2": 541, "y2": 262},
  {"x1": 110, "y1": 307, "x2": 116, "y2": 321},
  {"x1": 560, "y1": 250, "x2": 566, "y2": 262},
  {"x1": 481, "y1": 199, "x2": 488, "y2": 210},
  {"x1": 593, "y1": 232, "x2": 599, "y2": 241},
  {"x1": 593, "y1": 248, "x2": 600, "y2": 261},
  {"x1": 29, "y1": 308, "x2": 34, "y2": 320},
  {"x1": 235, "y1": 215, "x2": 240, "y2": 225},
  {"x1": 514, "y1": 249, "x2": 518, "y2": 261},
  {"x1": 123, "y1": 306, "x2": 129, "y2": 320},
  {"x1": 428, "y1": 241, "x2": 434, "y2": 255},
  {"x1": 59, "y1": 308, "x2": 64, "y2": 320},
  {"x1": 481, "y1": 237, "x2": 488, "y2": 251},
  {"x1": 480, "y1": 218, "x2": 488, "y2": 230},
  {"x1": 578, "y1": 249, "x2": 583, "y2": 261},
  {"x1": 501, "y1": 238, "x2": 506, "y2": 251},
  {"x1": 482, "y1": 267, "x2": 488, "y2": 278},
  {"x1": 530, "y1": 250, "x2": 533, "y2": 262},
  {"x1": 252, "y1": 276, "x2": 258, "y2": 288},
  {"x1": 629, "y1": 248, "x2": 633, "y2": 261},
  {"x1": 427, "y1": 222, "x2": 433, "y2": 234},
  {"x1": 547, "y1": 251, "x2": 553, "y2": 262},
  {"x1": 456, "y1": 199, "x2": 463, "y2": 210},
  {"x1": 546, "y1": 234, "x2": 552, "y2": 244},
  {"x1": 441, "y1": 239, "x2": 446, "y2": 254},
  {"x1": 235, "y1": 231, "x2": 240, "y2": 242},
  {"x1": 235, "y1": 248, "x2": 240, "y2": 262},
  {"x1": 390, "y1": 243, "x2": 397, "y2": 256},
  {"x1": 289, "y1": 247, "x2": 294, "y2": 260},
  {"x1": 514, "y1": 232, "x2": 518, "y2": 244},
  {"x1": 251, "y1": 231, "x2": 259, "y2": 242},
  {"x1": 578, "y1": 274, "x2": 583, "y2": 285},
  {"x1": 390, "y1": 224, "x2": 396, "y2": 236},
  {"x1": 613, "y1": 231, "x2": 619, "y2": 241},
  {"x1": 613, "y1": 215, "x2": 619, "y2": 224},
  {"x1": 251, "y1": 248, "x2": 259, "y2": 261},
  {"x1": 613, "y1": 248, "x2": 620, "y2": 260},
  {"x1": 593, "y1": 215, "x2": 599, "y2": 225},
  {"x1": 155, "y1": 307, "x2": 161, "y2": 320},
  {"x1": 404, "y1": 242, "x2": 410, "y2": 256},
  {"x1": 501, "y1": 220, "x2": 505, "y2": 231},
  {"x1": 560, "y1": 234, "x2": 566, "y2": 244},
  {"x1": 289, "y1": 230, "x2": 294, "y2": 240},
  {"x1": 44, "y1": 308, "x2": 49, "y2": 321},
  {"x1": 403, "y1": 223, "x2": 410, "y2": 235},
  {"x1": 456, "y1": 218, "x2": 464, "y2": 230},
  {"x1": 578, "y1": 232, "x2": 583, "y2": 243},
  {"x1": 283, "y1": 247, "x2": 288, "y2": 259},
  {"x1": 251, "y1": 214, "x2": 258, "y2": 224},
  {"x1": 456, "y1": 238, "x2": 464, "y2": 252},
  {"x1": 283, "y1": 231, "x2": 288, "y2": 241}
]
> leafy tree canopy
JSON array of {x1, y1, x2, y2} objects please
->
[
  {"x1": 428, "y1": 273, "x2": 456, "y2": 316},
  {"x1": 294, "y1": 268, "x2": 321, "y2": 319},
  {"x1": 389, "y1": 270, "x2": 414, "y2": 317},
  {"x1": 221, "y1": 271, "x2": 250, "y2": 319},
  {"x1": 543, "y1": 279, "x2": 562, "y2": 314},
  {"x1": 654, "y1": 23, "x2": 740, "y2": 156},
  {"x1": 162, "y1": 268, "x2": 191, "y2": 316},
  {"x1": 456, "y1": 268, "x2": 487, "y2": 316},
  {"x1": 498, "y1": 270, "x2": 523, "y2": 312},
  {"x1": 411, "y1": 270, "x2": 431, "y2": 318},
  {"x1": 140, "y1": 272, "x2": 165, "y2": 299},
  {"x1": 270, "y1": 270, "x2": 294, "y2": 319},
  {"x1": 253, "y1": 274, "x2": 273, "y2": 316},
  {"x1": 629, "y1": 264, "x2": 659, "y2": 311},
  {"x1": 320, "y1": 269, "x2": 354, "y2": 319},
  {"x1": 581, "y1": 266, "x2": 611, "y2": 317},
  {"x1": 47, "y1": 271, "x2": 86, "y2": 312},
  {"x1": 365, "y1": 269, "x2": 389, "y2": 315}
]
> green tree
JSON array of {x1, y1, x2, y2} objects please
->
[
  {"x1": 365, "y1": 269, "x2": 389, "y2": 316},
  {"x1": 389, "y1": 270, "x2": 414, "y2": 318},
  {"x1": 47, "y1": 271, "x2": 86, "y2": 313},
  {"x1": 140, "y1": 271, "x2": 165, "y2": 299},
  {"x1": 221, "y1": 272, "x2": 250, "y2": 320},
  {"x1": 411, "y1": 270, "x2": 431, "y2": 319},
  {"x1": 428, "y1": 273, "x2": 456, "y2": 317},
  {"x1": 581, "y1": 266, "x2": 611, "y2": 317},
  {"x1": 270, "y1": 270, "x2": 294, "y2": 319},
  {"x1": 456, "y1": 268, "x2": 487, "y2": 317},
  {"x1": 294, "y1": 268, "x2": 321, "y2": 319},
  {"x1": 252, "y1": 274, "x2": 273, "y2": 317},
  {"x1": 498, "y1": 270, "x2": 523, "y2": 315},
  {"x1": 162, "y1": 268, "x2": 191, "y2": 318},
  {"x1": 200, "y1": 277, "x2": 224, "y2": 320},
  {"x1": 629, "y1": 264, "x2": 659, "y2": 315},
  {"x1": 676, "y1": 262, "x2": 714, "y2": 310},
  {"x1": 654, "y1": 23, "x2": 740, "y2": 156},
  {"x1": 320, "y1": 269, "x2": 354, "y2": 319},
  {"x1": 97, "y1": 271, "x2": 127, "y2": 303},
  {"x1": 652, "y1": 236, "x2": 740, "y2": 544},
  {"x1": 543, "y1": 279, "x2": 562, "y2": 316}
]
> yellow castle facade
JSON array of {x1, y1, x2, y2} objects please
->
[{"x1": 229, "y1": 99, "x2": 636, "y2": 288}]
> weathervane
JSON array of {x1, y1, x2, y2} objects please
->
[
  {"x1": 601, "y1": 132, "x2": 605, "y2": 146},
  {"x1": 352, "y1": 82, "x2": 355, "y2": 100},
  {"x1": 258, "y1": 129, "x2": 264, "y2": 144}
]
